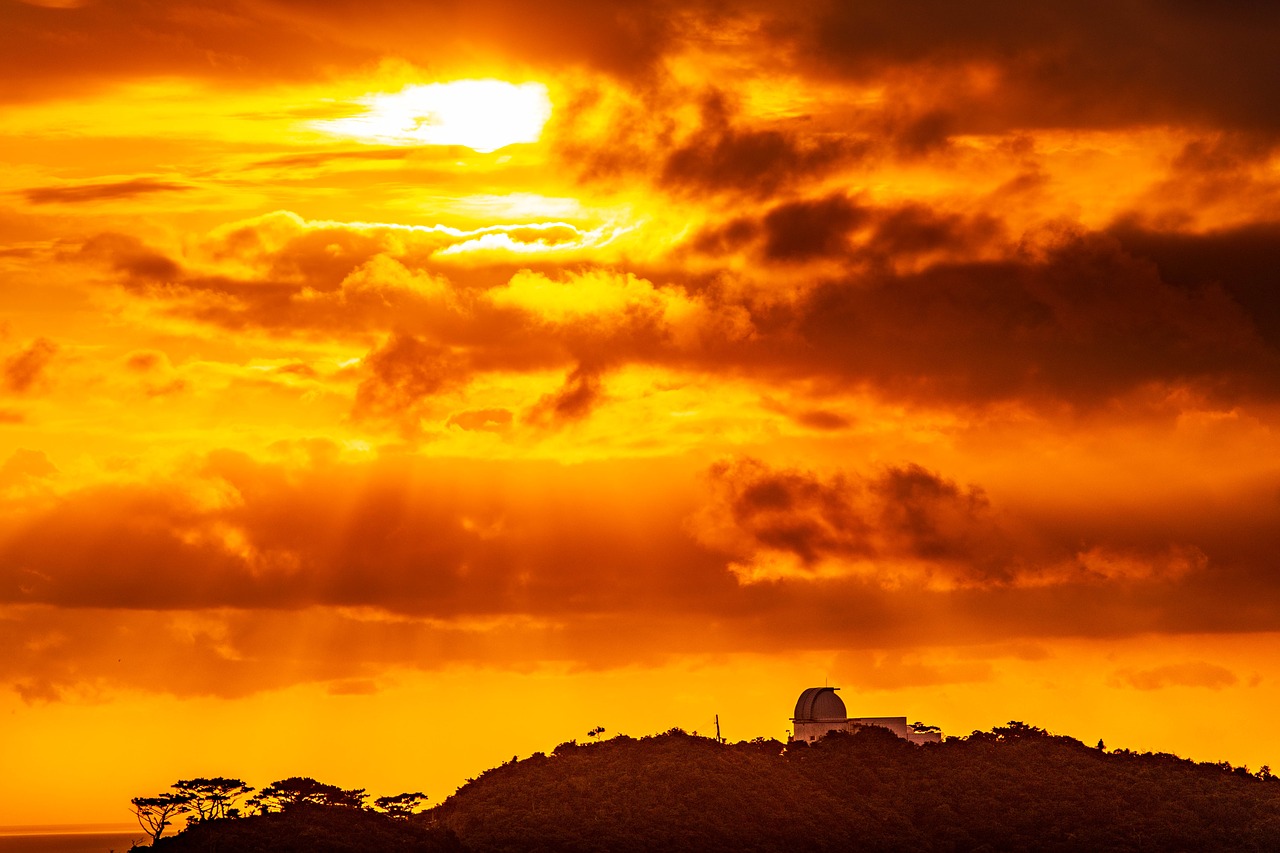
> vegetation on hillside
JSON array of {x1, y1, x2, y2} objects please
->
[
  {"x1": 431, "y1": 724, "x2": 1280, "y2": 852},
  {"x1": 133, "y1": 723, "x2": 1280, "y2": 852},
  {"x1": 148, "y1": 804, "x2": 465, "y2": 853}
]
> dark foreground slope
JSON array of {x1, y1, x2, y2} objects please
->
[
  {"x1": 431, "y1": 727, "x2": 1280, "y2": 853},
  {"x1": 150, "y1": 804, "x2": 466, "y2": 853}
]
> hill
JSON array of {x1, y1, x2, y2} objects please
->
[
  {"x1": 430, "y1": 725, "x2": 1280, "y2": 852},
  {"x1": 142, "y1": 723, "x2": 1280, "y2": 852}
]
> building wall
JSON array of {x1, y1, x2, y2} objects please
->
[
  {"x1": 793, "y1": 719, "x2": 858, "y2": 743},
  {"x1": 850, "y1": 716, "x2": 910, "y2": 738},
  {"x1": 792, "y1": 716, "x2": 942, "y2": 744}
]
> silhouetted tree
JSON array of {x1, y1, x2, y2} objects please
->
[
  {"x1": 248, "y1": 777, "x2": 367, "y2": 812},
  {"x1": 374, "y1": 792, "x2": 428, "y2": 818},
  {"x1": 130, "y1": 792, "x2": 192, "y2": 842},
  {"x1": 173, "y1": 777, "x2": 254, "y2": 821},
  {"x1": 588, "y1": 726, "x2": 606, "y2": 742},
  {"x1": 993, "y1": 720, "x2": 1047, "y2": 739}
]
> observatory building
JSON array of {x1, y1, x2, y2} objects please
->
[{"x1": 791, "y1": 686, "x2": 941, "y2": 745}]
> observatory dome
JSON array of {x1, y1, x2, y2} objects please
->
[{"x1": 793, "y1": 686, "x2": 847, "y2": 722}]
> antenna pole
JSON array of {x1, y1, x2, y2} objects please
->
[{"x1": 715, "y1": 714, "x2": 722, "y2": 744}]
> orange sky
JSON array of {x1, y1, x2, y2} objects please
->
[{"x1": 3, "y1": 0, "x2": 1280, "y2": 827}]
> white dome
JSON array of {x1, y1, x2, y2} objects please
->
[{"x1": 793, "y1": 687, "x2": 847, "y2": 722}]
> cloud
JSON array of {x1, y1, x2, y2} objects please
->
[
  {"x1": 0, "y1": 447, "x2": 1278, "y2": 697},
  {"x1": 694, "y1": 193, "x2": 1006, "y2": 267},
  {"x1": 782, "y1": 0, "x2": 1280, "y2": 137},
  {"x1": 759, "y1": 195, "x2": 868, "y2": 261},
  {"x1": 446, "y1": 408, "x2": 514, "y2": 432},
  {"x1": 781, "y1": 230, "x2": 1276, "y2": 406},
  {"x1": 74, "y1": 233, "x2": 182, "y2": 282},
  {"x1": 68, "y1": 209, "x2": 1280, "y2": 415},
  {"x1": 693, "y1": 457, "x2": 1018, "y2": 586},
  {"x1": 21, "y1": 178, "x2": 192, "y2": 204},
  {"x1": 1111, "y1": 662, "x2": 1240, "y2": 691},
  {"x1": 0, "y1": 450, "x2": 731, "y2": 616},
  {"x1": 525, "y1": 364, "x2": 605, "y2": 427},
  {"x1": 1110, "y1": 220, "x2": 1280, "y2": 348},
  {"x1": 353, "y1": 333, "x2": 472, "y2": 422},
  {"x1": 3, "y1": 338, "x2": 58, "y2": 393},
  {"x1": 0, "y1": 449, "x2": 57, "y2": 486},
  {"x1": 0, "y1": 0, "x2": 681, "y2": 104},
  {"x1": 660, "y1": 91, "x2": 855, "y2": 197}
]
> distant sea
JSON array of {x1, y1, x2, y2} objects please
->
[{"x1": 0, "y1": 826, "x2": 144, "y2": 853}]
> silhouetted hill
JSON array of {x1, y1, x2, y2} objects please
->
[
  {"x1": 430, "y1": 725, "x2": 1280, "y2": 852},
  {"x1": 150, "y1": 803, "x2": 465, "y2": 853},
  {"x1": 142, "y1": 724, "x2": 1280, "y2": 852}
]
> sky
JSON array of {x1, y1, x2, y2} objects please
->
[{"x1": 2, "y1": 0, "x2": 1280, "y2": 827}]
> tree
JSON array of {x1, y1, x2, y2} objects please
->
[
  {"x1": 173, "y1": 777, "x2": 254, "y2": 821},
  {"x1": 130, "y1": 792, "x2": 192, "y2": 843},
  {"x1": 374, "y1": 792, "x2": 428, "y2": 818},
  {"x1": 911, "y1": 722, "x2": 942, "y2": 733},
  {"x1": 588, "y1": 726, "x2": 606, "y2": 742},
  {"x1": 993, "y1": 721, "x2": 1047, "y2": 739},
  {"x1": 248, "y1": 777, "x2": 366, "y2": 813}
]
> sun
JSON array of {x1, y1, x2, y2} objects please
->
[{"x1": 311, "y1": 80, "x2": 553, "y2": 153}]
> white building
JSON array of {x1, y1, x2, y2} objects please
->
[{"x1": 791, "y1": 686, "x2": 941, "y2": 745}]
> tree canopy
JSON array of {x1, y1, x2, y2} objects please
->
[
  {"x1": 248, "y1": 777, "x2": 367, "y2": 812},
  {"x1": 374, "y1": 791, "x2": 429, "y2": 819},
  {"x1": 130, "y1": 792, "x2": 192, "y2": 843},
  {"x1": 173, "y1": 777, "x2": 254, "y2": 821}
]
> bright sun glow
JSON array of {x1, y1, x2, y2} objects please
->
[{"x1": 312, "y1": 80, "x2": 553, "y2": 153}]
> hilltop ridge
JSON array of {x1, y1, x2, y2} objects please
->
[{"x1": 431, "y1": 724, "x2": 1280, "y2": 852}]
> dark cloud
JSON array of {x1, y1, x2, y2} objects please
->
[
  {"x1": 3, "y1": 338, "x2": 58, "y2": 393},
  {"x1": 0, "y1": 0, "x2": 681, "y2": 103},
  {"x1": 783, "y1": 231, "x2": 1277, "y2": 405},
  {"x1": 761, "y1": 194, "x2": 868, "y2": 261},
  {"x1": 1110, "y1": 220, "x2": 1280, "y2": 348},
  {"x1": 525, "y1": 364, "x2": 604, "y2": 426},
  {"x1": 21, "y1": 178, "x2": 192, "y2": 205},
  {"x1": 74, "y1": 233, "x2": 182, "y2": 282},
  {"x1": 249, "y1": 148, "x2": 414, "y2": 170},
  {"x1": 698, "y1": 458, "x2": 1018, "y2": 583},
  {"x1": 785, "y1": 0, "x2": 1280, "y2": 136},
  {"x1": 888, "y1": 109, "x2": 956, "y2": 156},
  {"x1": 124, "y1": 350, "x2": 166, "y2": 372},
  {"x1": 661, "y1": 92, "x2": 855, "y2": 197},
  {"x1": 353, "y1": 333, "x2": 471, "y2": 421},
  {"x1": 695, "y1": 195, "x2": 1003, "y2": 266},
  {"x1": 790, "y1": 409, "x2": 851, "y2": 431},
  {"x1": 866, "y1": 204, "x2": 1003, "y2": 261}
]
